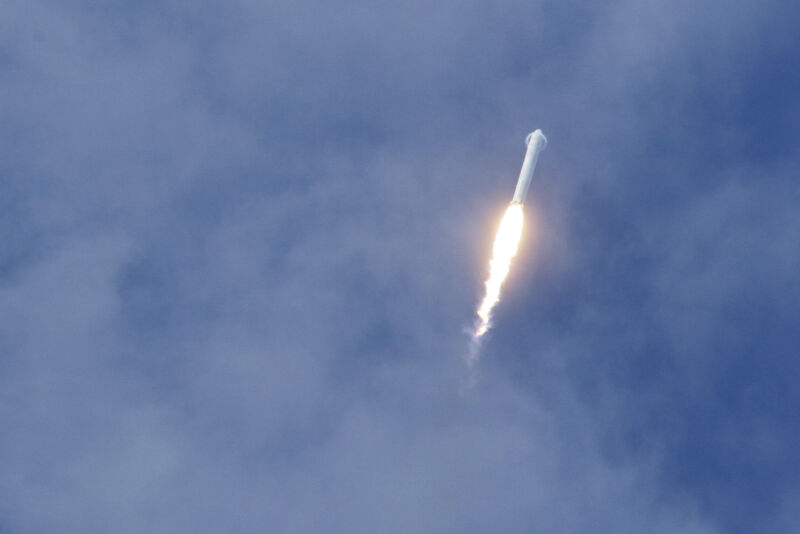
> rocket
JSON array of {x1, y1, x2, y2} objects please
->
[{"x1": 511, "y1": 129, "x2": 547, "y2": 204}]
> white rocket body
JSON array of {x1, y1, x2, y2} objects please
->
[{"x1": 511, "y1": 129, "x2": 547, "y2": 204}]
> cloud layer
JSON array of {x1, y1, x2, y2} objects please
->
[{"x1": 1, "y1": 1, "x2": 799, "y2": 532}]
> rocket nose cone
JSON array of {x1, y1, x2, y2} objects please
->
[{"x1": 525, "y1": 129, "x2": 547, "y2": 148}]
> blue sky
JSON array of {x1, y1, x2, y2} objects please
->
[{"x1": 2, "y1": 1, "x2": 799, "y2": 532}]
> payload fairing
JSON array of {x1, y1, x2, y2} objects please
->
[{"x1": 511, "y1": 129, "x2": 547, "y2": 204}]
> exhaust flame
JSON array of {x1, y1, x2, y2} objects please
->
[{"x1": 473, "y1": 203, "x2": 524, "y2": 340}]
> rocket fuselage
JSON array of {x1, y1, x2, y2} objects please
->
[{"x1": 511, "y1": 129, "x2": 547, "y2": 204}]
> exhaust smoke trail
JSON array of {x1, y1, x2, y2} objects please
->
[{"x1": 471, "y1": 202, "x2": 524, "y2": 343}]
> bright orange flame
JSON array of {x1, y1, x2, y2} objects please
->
[{"x1": 474, "y1": 203, "x2": 524, "y2": 338}]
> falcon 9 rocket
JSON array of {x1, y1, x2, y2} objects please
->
[{"x1": 511, "y1": 129, "x2": 547, "y2": 204}]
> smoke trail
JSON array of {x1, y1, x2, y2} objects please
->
[{"x1": 468, "y1": 203, "x2": 524, "y2": 365}]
